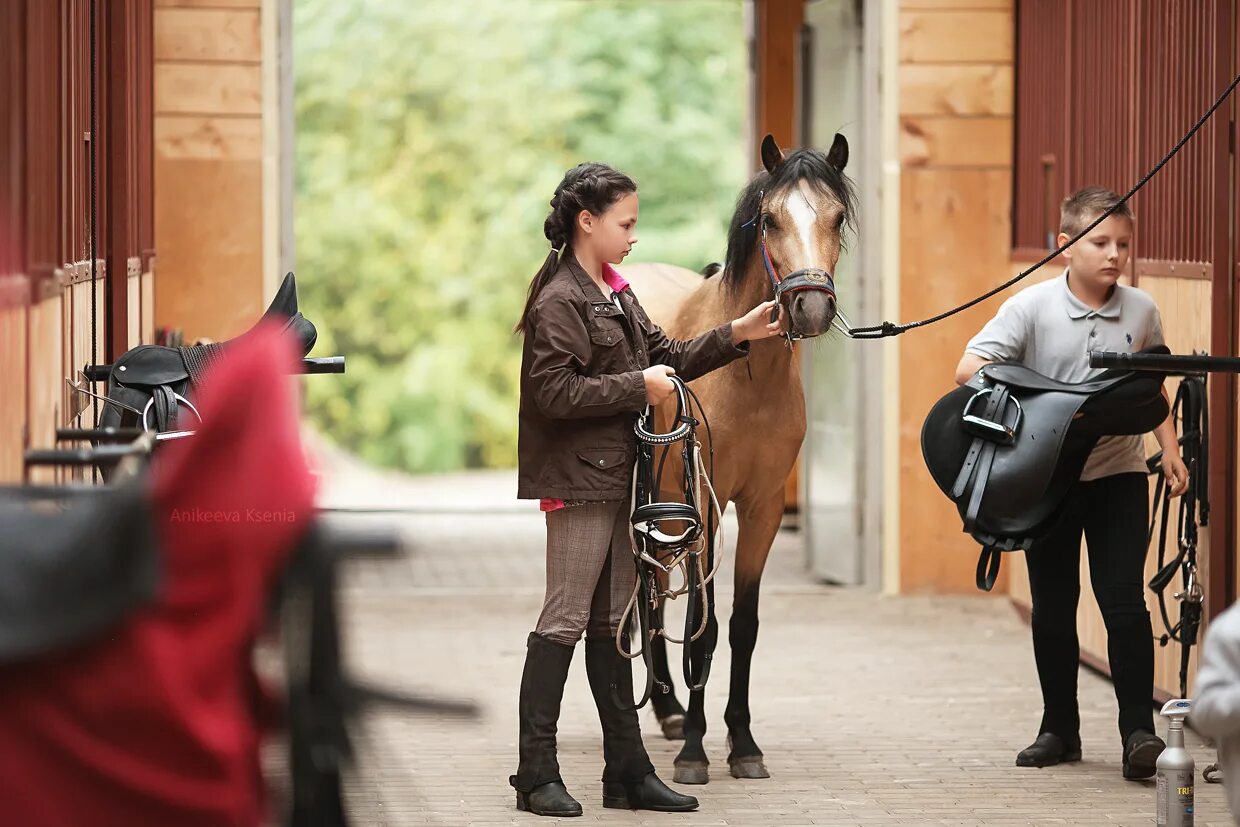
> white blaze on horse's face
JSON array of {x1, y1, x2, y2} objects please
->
[{"x1": 768, "y1": 181, "x2": 843, "y2": 338}]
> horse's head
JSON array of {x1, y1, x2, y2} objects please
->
[{"x1": 722, "y1": 134, "x2": 855, "y2": 340}]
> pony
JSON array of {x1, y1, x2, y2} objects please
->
[{"x1": 618, "y1": 133, "x2": 855, "y2": 784}]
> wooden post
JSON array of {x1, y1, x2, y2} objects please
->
[{"x1": 753, "y1": 0, "x2": 804, "y2": 167}]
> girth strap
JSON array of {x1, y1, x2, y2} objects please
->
[
  {"x1": 951, "y1": 383, "x2": 1013, "y2": 534},
  {"x1": 951, "y1": 382, "x2": 1022, "y2": 592}
]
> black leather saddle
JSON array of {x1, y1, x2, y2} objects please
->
[
  {"x1": 0, "y1": 480, "x2": 158, "y2": 662},
  {"x1": 99, "y1": 272, "x2": 318, "y2": 433},
  {"x1": 921, "y1": 346, "x2": 1170, "y2": 590}
]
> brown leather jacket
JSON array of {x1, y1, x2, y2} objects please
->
[{"x1": 517, "y1": 255, "x2": 747, "y2": 500}]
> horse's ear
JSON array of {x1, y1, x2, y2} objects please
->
[
  {"x1": 760, "y1": 134, "x2": 785, "y2": 174},
  {"x1": 827, "y1": 133, "x2": 849, "y2": 170}
]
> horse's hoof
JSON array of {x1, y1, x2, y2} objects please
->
[
  {"x1": 659, "y1": 713, "x2": 685, "y2": 740},
  {"x1": 729, "y1": 756, "x2": 770, "y2": 779},
  {"x1": 673, "y1": 761, "x2": 710, "y2": 785}
]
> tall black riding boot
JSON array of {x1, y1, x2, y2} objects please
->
[
  {"x1": 509, "y1": 632, "x2": 582, "y2": 817},
  {"x1": 585, "y1": 636, "x2": 697, "y2": 813}
]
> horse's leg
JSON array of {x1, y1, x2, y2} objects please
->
[
  {"x1": 724, "y1": 496, "x2": 782, "y2": 779},
  {"x1": 672, "y1": 539, "x2": 718, "y2": 785},
  {"x1": 647, "y1": 606, "x2": 686, "y2": 739}
]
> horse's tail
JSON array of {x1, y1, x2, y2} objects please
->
[{"x1": 700, "y1": 262, "x2": 723, "y2": 279}]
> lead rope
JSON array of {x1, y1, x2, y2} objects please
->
[{"x1": 838, "y1": 70, "x2": 1240, "y2": 340}]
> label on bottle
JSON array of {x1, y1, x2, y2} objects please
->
[{"x1": 1159, "y1": 769, "x2": 1194, "y2": 826}]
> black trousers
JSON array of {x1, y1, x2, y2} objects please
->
[{"x1": 1025, "y1": 472, "x2": 1155, "y2": 743}]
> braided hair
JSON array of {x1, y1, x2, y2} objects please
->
[{"x1": 514, "y1": 162, "x2": 637, "y2": 335}]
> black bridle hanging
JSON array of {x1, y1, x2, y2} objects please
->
[
  {"x1": 615, "y1": 376, "x2": 722, "y2": 710},
  {"x1": 1146, "y1": 373, "x2": 1209, "y2": 701}
]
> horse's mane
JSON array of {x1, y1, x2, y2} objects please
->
[{"x1": 721, "y1": 148, "x2": 856, "y2": 294}]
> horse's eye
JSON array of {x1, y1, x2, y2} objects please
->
[{"x1": 762, "y1": 214, "x2": 777, "y2": 229}]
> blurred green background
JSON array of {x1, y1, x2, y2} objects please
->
[{"x1": 294, "y1": 0, "x2": 747, "y2": 472}]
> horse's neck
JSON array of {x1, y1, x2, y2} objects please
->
[
  {"x1": 731, "y1": 337, "x2": 801, "y2": 402},
  {"x1": 682, "y1": 267, "x2": 801, "y2": 404}
]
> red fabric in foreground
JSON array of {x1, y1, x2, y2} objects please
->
[{"x1": 0, "y1": 323, "x2": 317, "y2": 827}]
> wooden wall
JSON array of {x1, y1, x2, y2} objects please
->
[
  {"x1": 154, "y1": 0, "x2": 264, "y2": 342},
  {"x1": 896, "y1": 0, "x2": 1015, "y2": 592},
  {"x1": 0, "y1": 305, "x2": 27, "y2": 482}
]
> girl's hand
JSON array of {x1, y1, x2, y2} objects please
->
[
  {"x1": 731, "y1": 300, "x2": 783, "y2": 343},
  {"x1": 643, "y1": 365, "x2": 677, "y2": 405}
]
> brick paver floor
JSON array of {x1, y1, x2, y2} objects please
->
[{"x1": 315, "y1": 455, "x2": 1233, "y2": 826}]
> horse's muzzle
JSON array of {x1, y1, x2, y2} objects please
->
[{"x1": 779, "y1": 269, "x2": 837, "y2": 339}]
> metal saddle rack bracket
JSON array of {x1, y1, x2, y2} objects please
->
[{"x1": 617, "y1": 375, "x2": 724, "y2": 710}]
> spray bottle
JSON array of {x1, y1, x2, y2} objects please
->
[{"x1": 1157, "y1": 699, "x2": 1194, "y2": 827}]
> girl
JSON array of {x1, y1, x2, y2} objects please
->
[{"x1": 511, "y1": 162, "x2": 781, "y2": 816}]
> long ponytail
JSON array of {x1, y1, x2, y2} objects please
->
[
  {"x1": 513, "y1": 247, "x2": 562, "y2": 335},
  {"x1": 514, "y1": 163, "x2": 636, "y2": 335}
]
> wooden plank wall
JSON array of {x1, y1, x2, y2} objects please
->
[
  {"x1": 26, "y1": 294, "x2": 64, "y2": 485},
  {"x1": 0, "y1": 305, "x2": 27, "y2": 483},
  {"x1": 1007, "y1": 275, "x2": 1213, "y2": 699},
  {"x1": 897, "y1": 0, "x2": 1015, "y2": 592},
  {"x1": 154, "y1": 0, "x2": 264, "y2": 341}
]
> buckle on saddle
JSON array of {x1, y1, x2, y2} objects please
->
[{"x1": 961, "y1": 389, "x2": 1023, "y2": 445}]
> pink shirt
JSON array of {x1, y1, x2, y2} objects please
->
[{"x1": 540, "y1": 264, "x2": 630, "y2": 513}]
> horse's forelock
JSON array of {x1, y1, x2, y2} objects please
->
[{"x1": 721, "y1": 148, "x2": 856, "y2": 294}]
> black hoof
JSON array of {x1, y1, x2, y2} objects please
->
[
  {"x1": 728, "y1": 755, "x2": 770, "y2": 779},
  {"x1": 672, "y1": 761, "x2": 709, "y2": 785}
]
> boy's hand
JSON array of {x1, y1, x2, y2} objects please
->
[
  {"x1": 1162, "y1": 453, "x2": 1189, "y2": 498},
  {"x1": 642, "y1": 365, "x2": 677, "y2": 405},
  {"x1": 731, "y1": 300, "x2": 784, "y2": 343}
]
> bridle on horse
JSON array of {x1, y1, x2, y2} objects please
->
[
  {"x1": 614, "y1": 375, "x2": 724, "y2": 710},
  {"x1": 742, "y1": 194, "x2": 841, "y2": 348}
]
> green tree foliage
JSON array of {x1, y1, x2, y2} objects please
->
[{"x1": 294, "y1": 0, "x2": 746, "y2": 472}]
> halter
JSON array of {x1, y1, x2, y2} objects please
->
[
  {"x1": 745, "y1": 191, "x2": 839, "y2": 347},
  {"x1": 615, "y1": 376, "x2": 724, "y2": 710}
]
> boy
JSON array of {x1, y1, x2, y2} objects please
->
[{"x1": 954, "y1": 187, "x2": 1189, "y2": 778}]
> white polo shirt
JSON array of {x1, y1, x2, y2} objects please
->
[{"x1": 964, "y1": 271, "x2": 1165, "y2": 481}]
